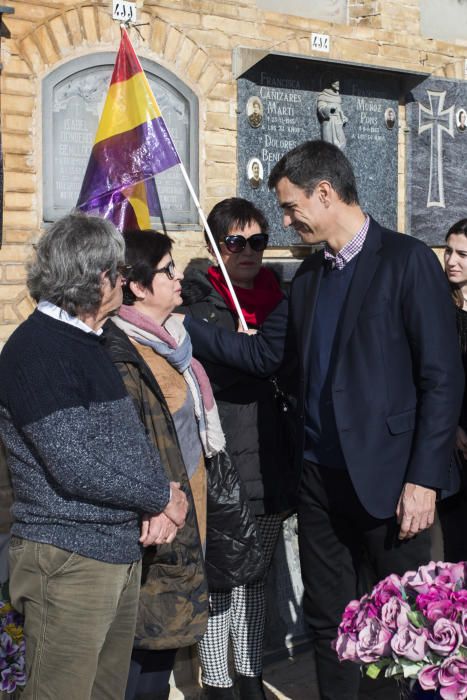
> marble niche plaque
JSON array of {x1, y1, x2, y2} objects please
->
[
  {"x1": 406, "y1": 76, "x2": 467, "y2": 246},
  {"x1": 43, "y1": 54, "x2": 198, "y2": 227},
  {"x1": 238, "y1": 55, "x2": 400, "y2": 246}
]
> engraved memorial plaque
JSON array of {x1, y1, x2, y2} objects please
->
[
  {"x1": 406, "y1": 76, "x2": 467, "y2": 245},
  {"x1": 238, "y1": 55, "x2": 400, "y2": 246},
  {"x1": 43, "y1": 54, "x2": 198, "y2": 228}
]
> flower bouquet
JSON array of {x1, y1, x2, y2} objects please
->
[
  {"x1": 0, "y1": 582, "x2": 25, "y2": 694},
  {"x1": 333, "y1": 561, "x2": 467, "y2": 699}
]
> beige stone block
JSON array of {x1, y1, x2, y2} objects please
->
[
  {"x1": 2, "y1": 93, "x2": 35, "y2": 116},
  {"x1": 175, "y1": 36, "x2": 197, "y2": 71},
  {"x1": 208, "y1": 81, "x2": 236, "y2": 101},
  {"x1": 82, "y1": 6, "x2": 98, "y2": 43},
  {"x1": 3, "y1": 305, "x2": 21, "y2": 323},
  {"x1": 133, "y1": 12, "x2": 152, "y2": 44},
  {"x1": 49, "y1": 15, "x2": 72, "y2": 53},
  {"x1": 155, "y1": 7, "x2": 201, "y2": 27},
  {"x1": 188, "y1": 28, "x2": 229, "y2": 48},
  {"x1": 206, "y1": 98, "x2": 231, "y2": 114},
  {"x1": 16, "y1": 295, "x2": 36, "y2": 321},
  {"x1": 186, "y1": 48, "x2": 209, "y2": 82},
  {"x1": 3, "y1": 228, "x2": 36, "y2": 244},
  {"x1": 2, "y1": 210, "x2": 37, "y2": 228},
  {"x1": 164, "y1": 27, "x2": 183, "y2": 63},
  {"x1": 4, "y1": 265, "x2": 27, "y2": 283},
  {"x1": 6, "y1": 17, "x2": 35, "y2": 36},
  {"x1": 260, "y1": 23, "x2": 292, "y2": 41},
  {"x1": 379, "y1": 44, "x2": 421, "y2": 64},
  {"x1": 3, "y1": 115, "x2": 31, "y2": 133},
  {"x1": 150, "y1": 17, "x2": 168, "y2": 56},
  {"x1": 4, "y1": 172, "x2": 35, "y2": 192},
  {"x1": 2, "y1": 57, "x2": 31, "y2": 76},
  {"x1": 204, "y1": 131, "x2": 236, "y2": 148},
  {"x1": 207, "y1": 48, "x2": 231, "y2": 66},
  {"x1": 3, "y1": 76, "x2": 34, "y2": 96},
  {"x1": 0, "y1": 245, "x2": 34, "y2": 263},
  {"x1": 205, "y1": 163, "x2": 233, "y2": 180},
  {"x1": 35, "y1": 25, "x2": 59, "y2": 65},
  {"x1": 3, "y1": 153, "x2": 35, "y2": 173},
  {"x1": 4, "y1": 192, "x2": 34, "y2": 210},
  {"x1": 202, "y1": 15, "x2": 253, "y2": 36},
  {"x1": 2, "y1": 132, "x2": 33, "y2": 155},
  {"x1": 205, "y1": 111, "x2": 235, "y2": 131},
  {"x1": 0, "y1": 285, "x2": 26, "y2": 302},
  {"x1": 97, "y1": 7, "x2": 117, "y2": 44},
  {"x1": 198, "y1": 64, "x2": 222, "y2": 95},
  {"x1": 205, "y1": 144, "x2": 235, "y2": 162},
  {"x1": 65, "y1": 8, "x2": 83, "y2": 46},
  {"x1": 205, "y1": 182, "x2": 236, "y2": 197}
]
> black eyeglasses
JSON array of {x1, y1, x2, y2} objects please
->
[
  {"x1": 153, "y1": 259, "x2": 176, "y2": 280},
  {"x1": 221, "y1": 233, "x2": 269, "y2": 254}
]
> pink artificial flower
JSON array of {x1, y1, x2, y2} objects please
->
[
  {"x1": 371, "y1": 574, "x2": 404, "y2": 609},
  {"x1": 438, "y1": 655, "x2": 467, "y2": 700},
  {"x1": 334, "y1": 632, "x2": 359, "y2": 663},
  {"x1": 424, "y1": 598, "x2": 457, "y2": 623},
  {"x1": 390, "y1": 623, "x2": 428, "y2": 662},
  {"x1": 427, "y1": 618, "x2": 463, "y2": 657},
  {"x1": 381, "y1": 596, "x2": 410, "y2": 631},
  {"x1": 452, "y1": 590, "x2": 467, "y2": 615},
  {"x1": 436, "y1": 562, "x2": 466, "y2": 587},
  {"x1": 339, "y1": 599, "x2": 362, "y2": 635},
  {"x1": 460, "y1": 609, "x2": 467, "y2": 645},
  {"x1": 401, "y1": 562, "x2": 438, "y2": 594},
  {"x1": 355, "y1": 618, "x2": 392, "y2": 663},
  {"x1": 418, "y1": 664, "x2": 440, "y2": 691},
  {"x1": 417, "y1": 589, "x2": 450, "y2": 616}
]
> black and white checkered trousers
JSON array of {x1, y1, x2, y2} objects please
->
[{"x1": 197, "y1": 514, "x2": 283, "y2": 688}]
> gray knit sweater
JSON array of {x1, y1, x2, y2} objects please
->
[{"x1": 0, "y1": 309, "x2": 171, "y2": 564}]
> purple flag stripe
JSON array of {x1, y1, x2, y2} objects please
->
[
  {"x1": 77, "y1": 117, "x2": 179, "y2": 208},
  {"x1": 80, "y1": 189, "x2": 139, "y2": 230}
]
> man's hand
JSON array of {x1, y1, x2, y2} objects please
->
[
  {"x1": 139, "y1": 512, "x2": 178, "y2": 547},
  {"x1": 163, "y1": 481, "x2": 188, "y2": 528},
  {"x1": 456, "y1": 425, "x2": 467, "y2": 459},
  {"x1": 396, "y1": 482, "x2": 436, "y2": 540},
  {"x1": 237, "y1": 319, "x2": 257, "y2": 335}
]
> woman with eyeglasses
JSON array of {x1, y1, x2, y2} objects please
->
[
  {"x1": 180, "y1": 198, "x2": 295, "y2": 700},
  {"x1": 103, "y1": 230, "x2": 220, "y2": 700}
]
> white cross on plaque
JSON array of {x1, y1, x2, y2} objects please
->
[{"x1": 418, "y1": 90, "x2": 454, "y2": 208}]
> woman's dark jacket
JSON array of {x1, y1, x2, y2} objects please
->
[
  {"x1": 180, "y1": 269, "x2": 296, "y2": 516},
  {"x1": 103, "y1": 320, "x2": 208, "y2": 649}
]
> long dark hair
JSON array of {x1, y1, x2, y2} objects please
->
[{"x1": 445, "y1": 219, "x2": 467, "y2": 308}]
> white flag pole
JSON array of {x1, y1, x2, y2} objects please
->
[{"x1": 178, "y1": 162, "x2": 249, "y2": 331}]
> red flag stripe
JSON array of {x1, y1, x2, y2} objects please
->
[{"x1": 111, "y1": 29, "x2": 143, "y2": 86}]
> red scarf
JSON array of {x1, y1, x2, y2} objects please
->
[{"x1": 207, "y1": 265, "x2": 284, "y2": 327}]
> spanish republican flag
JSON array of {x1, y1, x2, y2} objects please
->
[{"x1": 77, "y1": 29, "x2": 179, "y2": 230}]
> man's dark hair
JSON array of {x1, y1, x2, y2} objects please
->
[
  {"x1": 122, "y1": 229, "x2": 173, "y2": 305},
  {"x1": 204, "y1": 197, "x2": 269, "y2": 246},
  {"x1": 268, "y1": 140, "x2": 359, "y2": 205}
]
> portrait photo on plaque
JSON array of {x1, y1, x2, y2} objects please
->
[
  {"x1": 384, "y1": 107, "x2": 396, "y2": 130},
  {"x1": 457, "y1": 108, "x2": 466, "y2": 132},
  {"x1": 246, "y1": 96, "x2": 264, "y2": 128},
  {"x1": 247, "y1": 157, "x2": 263, "y2": 189}
]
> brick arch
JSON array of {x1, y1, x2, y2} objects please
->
[{"x1": 17, "y1": 5, "x2": 222, "y2": 98}]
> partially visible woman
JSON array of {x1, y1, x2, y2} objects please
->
[
  {"x1": 180, "y1": 198, "x2": 296, "y2": 700},
  {"x1": 104, "y1": 230, "x2": 224, "y2": 700},
  {"x1": 439, "y1": 218, "x2": 467, "y2": 561}
]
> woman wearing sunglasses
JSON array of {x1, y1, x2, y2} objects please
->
[{"x1": 181, "y1": 198, "x2": 294, "y2": 700}]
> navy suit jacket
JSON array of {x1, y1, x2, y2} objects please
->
[{"x1": 186, "y1": 219, "x2": 464, "y2": 518}]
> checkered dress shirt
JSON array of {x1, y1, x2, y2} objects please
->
[{"x1": 323, "y1": 215, "x2": 370, "y2": 270}]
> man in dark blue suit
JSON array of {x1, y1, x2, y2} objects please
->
[{"x1": 184, "y1": 141, "x2": 463, "y2": 699}]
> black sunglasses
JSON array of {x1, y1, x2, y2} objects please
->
[
  {"x1": 153, "y1": 259, "x2": 176, "y2": 280},
  {"x1": 222, "y1": 233, "x2": 269, "y2": 254}
]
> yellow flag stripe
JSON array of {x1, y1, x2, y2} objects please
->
[
  {"x1": 125, "y1": 182, "x2": 151, "y2": 229},
  {"x1": 95, "y1": 72, "x2": 162, "y2": 145}
]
